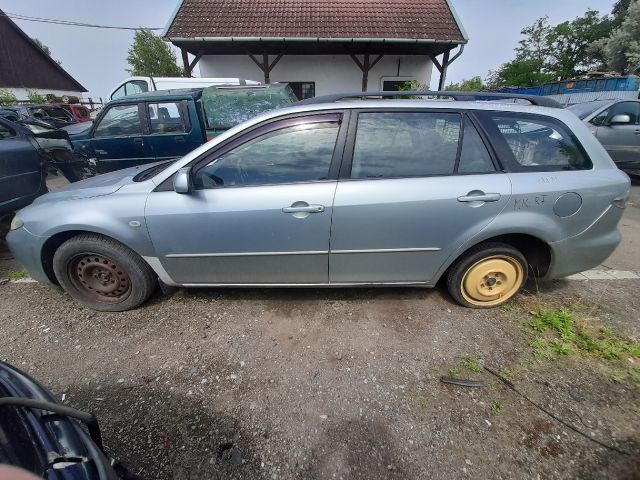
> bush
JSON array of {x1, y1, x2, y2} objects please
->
[
  {"x1": 27, "y1": 90, "x2": 48, "y2": 104},
  {"x1": 0, "y1": 89, "x2": 18, "y2": 106}
]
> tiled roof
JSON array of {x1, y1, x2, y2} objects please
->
[{"x1": 165, "y1": 0, "x2": 466, "y2": 42}]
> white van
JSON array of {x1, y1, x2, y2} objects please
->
[{"x1": 107, "y1": 76, "x2": 261, "y2": 101}]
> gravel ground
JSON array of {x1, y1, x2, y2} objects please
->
[{"x1": 0, "y1": 183, "x2": 638, "y2": 479}]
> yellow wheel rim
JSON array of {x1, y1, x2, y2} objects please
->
[{"x1": 461, "y1": 255, "x2": 524, "y2": 307}]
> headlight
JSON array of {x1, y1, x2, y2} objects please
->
[{"x1": 10, "y1": 216, "x2": 24, "y2": 230}]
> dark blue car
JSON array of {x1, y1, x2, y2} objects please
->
[
  {"x1": 0, "y1": 118, "x2": 48, "y2": 216},
  {"x1": 0, "y1": 361, "x2": 127, "y2": 479}
]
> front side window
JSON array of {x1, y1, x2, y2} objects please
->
[
  {"x1": 607, "y1": 102, "x2": 640, "y2": 125},
  {"x1": 147, "y1": 102, "x2": 186, "y2": 134},
  {"x1": 486, "y1": 113, "x2": 591, "y2": 171},
  {"x1": 196, "y1": 122, "x2": 339, "y2": 188},
  {"x1": 125, "y1": 80, "x2": 149, "y2": 95},
  {"x1": 93, "y1": 104, "x2": 142, "y2": 138},
  {"x1": 351, "y1": 112, "x2": 461, "y2": 179}
]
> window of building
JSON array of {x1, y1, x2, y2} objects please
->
[{"x1": 286, "y1": 82, "x2": 315, "y2": 100}]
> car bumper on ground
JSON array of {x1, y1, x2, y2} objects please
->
[
  {"x1": 5, "y1": 227, "x2": 51, "y2": 283},
  {"x1": 547, "y1": 204, "x2": 624, "y2": 279}
]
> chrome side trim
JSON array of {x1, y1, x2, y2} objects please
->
[
  {"x1": 330, "y1": 247, "x2": 441, "y2": 254},
  {"x1": 143, "y1": 256, "x2": 180, "y2": 286},
  {"x1": 179, "y1": 281, "x2": 431, "y2": 287},
  {"x1": 165, "y1": 250, "x2": 327, "y2": 258}
]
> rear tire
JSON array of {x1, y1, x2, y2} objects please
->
[
  {"x1": 53, "y1": 234, "x2": 157, "y2": 311},
  {"x1": 446, "y1": 242, "x2": 528, "y2": 309}
]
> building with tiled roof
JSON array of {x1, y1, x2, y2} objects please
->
[{"x1": 164, "y1": 0, "x2": 467, "y2": 98}]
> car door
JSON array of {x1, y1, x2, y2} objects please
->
[
  {"x1": 145, "y1": 112, "x2": 347, "y2": 285},
  {"x1": 593, "y1": 101, "x2": 640, "y2": 167},
  {"x1": 0, "y1": 120, "x2": 45, "y2": 214},
  {"x1": 89, "y1": 103, "x2": 154, "y2": 173},
  {"x1": 144, "y1": 101, "x2": 202, "y2": 161},
  {"x1": 329, "y1": 110, "x2": 511, "y2": 284}
]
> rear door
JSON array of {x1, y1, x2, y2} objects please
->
[
  {"x1": 0, "y1": 120, "x2": 45, "y2": 213},
  {"x1": 89, "y1": 103, "x2": 154, "y2": 173},
  {"x1": 593, "y1": 101, "x2": 640, "y2": 167},
  {"x1": 329, "y1": 110, "x2": 511, "y2": 284},
  {"x1": 144, "y1": 100, "x2": 202, "y2": 161}
]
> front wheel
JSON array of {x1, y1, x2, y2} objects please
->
[
  {"x1": 446, "y1": 242, "x2": 528, "y2": 308},
  {"x1": 53, "y1": 234, "x2": 157, "y2": 311}
]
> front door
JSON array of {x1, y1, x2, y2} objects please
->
[
  {"x1": 0, "y1": 120, "x2": 44, "y2": 212},
  {"x1": 145, "y1": 113, "x2": 346, "y2": 285},
  {"x1": 329, "y1": 111, "x2": 511, "y2": 284},
  {"x1": 594, "y1": 101, "x2": 640, "y2": 168},
  {"x1": 89, "y1": 103, "x2": 154, "y2": 173}
]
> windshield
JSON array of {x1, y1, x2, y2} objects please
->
[{"x1": 567, "y1": 100, "x2": 611, "y2": 119}]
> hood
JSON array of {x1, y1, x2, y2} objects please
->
[
  {"x1": 64, "y1": 121, "x2": 93, "y2": 139},
  {"x1": 33, "y1": 164, "x2": 153, "y2": 204}
]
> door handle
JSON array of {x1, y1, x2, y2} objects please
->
[
  {"x1": 94, "y1": 149, "x2": 107, "y2": 156},
  {"x1": 458, "y1": 192, "x2": 501, "y2": 203},
  {"x1": 133, "y1": 138, "x2": 144, "y2": 145},
  {"x1": 282, "y1": 205, "x2": 325, "y2": 214},
  {"x1": 175, "y1": 136, "x2": 185, "y2": 143},
  {"x1": 634, "y1": 129, "x2": 640, "y2": 135}
]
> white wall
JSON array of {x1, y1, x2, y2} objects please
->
[
  {"x1": 199, "y1": 55, "x2": 433, "y2": 96},
  {"x1": 1, "y1": 87, "x2": 85, "y2": 101}
]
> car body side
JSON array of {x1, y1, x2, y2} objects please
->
[{"x1": 7, "y1": 100, "x2": 630, "y2": 288}]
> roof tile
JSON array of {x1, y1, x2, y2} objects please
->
[{"x1": 166, "y1": 0, "x2": 464, "y2": 42}]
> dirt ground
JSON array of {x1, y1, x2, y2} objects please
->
[{"x1": 0, "y1": 181, "x2": 639, "y2": 480}]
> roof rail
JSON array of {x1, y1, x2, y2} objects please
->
[{"x1": 296, "y1": 91, "x2": 562, "y2": 108}]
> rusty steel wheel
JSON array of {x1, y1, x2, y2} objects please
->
[
  {"x1": 53, "y1": 234, "x2": 157, "y2": 312},
  {"x1": 68, "y1": 254, "x2": 132, "y2": 302},
  {"x1": 446, "y1": 242, "x2": 528, "y2": 309}
]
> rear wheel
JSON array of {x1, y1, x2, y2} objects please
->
[
  {"x1": 446, "y1": 243, "x2": 528, "y2": 308},
  {"x1": 53, "y1": 234, "x2": 157, "y2": 311}
]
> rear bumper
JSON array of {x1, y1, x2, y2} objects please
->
[
  {"x1": 5, "y1": 227, "x2": 51, "y2": 283},
  {"x1": 546, "y1": 205, "x2": 624, "y2": 279}
]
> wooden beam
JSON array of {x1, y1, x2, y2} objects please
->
[
  {"x1": 189, "y1": 52, "x2": 203, "y2": 73},
  {"x1": 438, "y1": 50, "x2": 451, "y2": 91},
  {"x1": 181, "y1": 48, "x2": 191, "y2": 77}
]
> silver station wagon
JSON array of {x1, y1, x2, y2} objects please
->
[{"x1": 7, "y1": 92, "x2": 631, "y2": 311}]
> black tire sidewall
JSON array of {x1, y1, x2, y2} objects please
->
[
  {"x1": 53, "y1": 234, "x2": 156, "y2": 311},
  {"x1": 446, "y1": 243, "x2": 528, "y2": 309}
]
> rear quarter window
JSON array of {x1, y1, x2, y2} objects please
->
[{"x1": 479, "y1": 112, "x2": 592, "y2": 172}]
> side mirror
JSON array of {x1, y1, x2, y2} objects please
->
[
  {"x1": 609, "y1": 114, "x2": 631, "y2": 125},
  {"x1": 174, "y1": 167, "x2": 193, "y2": 194}
]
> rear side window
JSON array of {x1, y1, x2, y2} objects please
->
[
  {"x1": 483, "y1": 113, "x2": 592, "y2": 171},
  {"x1": 147, "y1": 102, "x2": 187, "y2": 134},
  {"x1": 458, "y1": 120, "x2": 495, "y2": 174},
  {"x1": 351, "y1": 112, "x2": 461, "y2": 178}
]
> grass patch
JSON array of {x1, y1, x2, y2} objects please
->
[
  {"x1": 490, "y1": 401, "x2": 503, "y2": 414},
  {"x1": 448, "y1": 367, "x2": 462, "y2": 379},
  {"x1": 527, "y1": 306, "x2": 640, "y2": 362},
  {"x1": 462, "y1": 356, "x2": 483, "y2": 373},
  {"x1": 5, "y1": 270, "x2": 27, "y2": 280}
]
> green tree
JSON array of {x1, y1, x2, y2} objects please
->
[
  {"x1": 127, "y1": 30, "x2": 183, "y2": 77},
  {"x1": 31, "y1": 38, "x2": 62, "y2": 65},
  {"x1": 444, "y1": 76, "x2": 485, "y2": 91},
  {"x1": 593, "y1": 0, "x2": 640, "y2": 74},
  {"x1": 486, "y1": 59, "x2": 554, "y2": 88}
]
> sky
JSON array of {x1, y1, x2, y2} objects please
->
[{"x1": 2, "y1": 0, "x2": 619, "y2": 98}]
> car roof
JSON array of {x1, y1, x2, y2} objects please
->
[{"x1": 110, "y1": 88, "x2": 203, "y2": 103}]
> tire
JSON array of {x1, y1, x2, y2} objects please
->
[
  {"x1": 446, "y1": 242, "x2": 528, "y2": 309},
  {"x1": 53, "y1": 234, "x2": 157, "y2": 312}
]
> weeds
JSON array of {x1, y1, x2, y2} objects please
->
[
  {"x1": 6, "y1": 270, "x2": 27, "y2": 280},
  {"x1": 448, "y1": 367, "x2": 462, "y2": 379},
  {"x1": 490, "y1": 401, "x2": 503, "y2": 414},
  {"x1": 462, "y1": 356, "x2": 483, "y2": 373}
]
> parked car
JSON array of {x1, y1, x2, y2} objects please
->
[
  {"x1": 7, "y1": 92, "x2": 630, "y2": 312},
  {"x1": 107, "y1": 76, "x2": 260, "y2": 101},
  {"x1": 0, "y1": 361, "x2": 127, "y2": 479},
  {"x1": 68, "y1": 84, "x2": 296, "y2": 173},
  {"x1": 568, "y1": 99, "x2": 640, "y2": 173},
  {"x1": 0, "y1": 104, "x2": 75, "y2": 129},
  {"x1": 56, "y1": 102, "x2": 92, "y2": 123}
]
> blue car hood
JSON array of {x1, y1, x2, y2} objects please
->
[{"x1": 33, "y1": 164, "x2": 152, "y2": 203}]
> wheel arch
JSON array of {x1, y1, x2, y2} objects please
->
[
  {"x1": 436, "y1": 233, "x2": 552, "y2": 284},
  {"x1": 40, "y1": 229, "x2": 157, "y2": 285}
]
